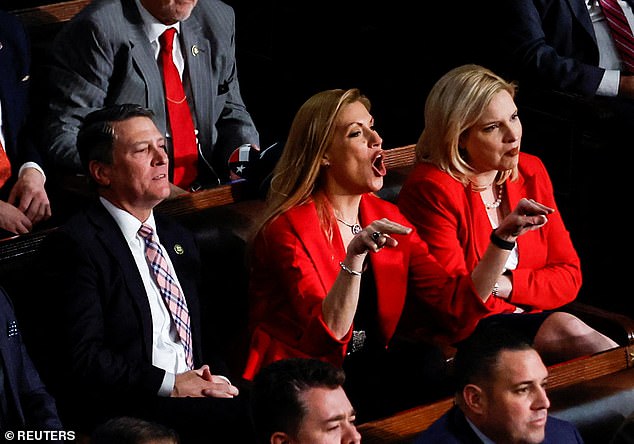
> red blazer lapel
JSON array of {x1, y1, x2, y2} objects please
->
[
  {"x1": 285, "y1": 200, "x2": 346, "y2": 295},
  {"x1": 470, "y1": 189, "x2": 491, "y2": 262},
  {"x1": 360, "y1": 194, "x2": 408, "y2": 343}
]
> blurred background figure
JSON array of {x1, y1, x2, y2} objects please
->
[
  {"x1": 91, "y1": 416, "x2": 180, "y2": 444},
  {"x1": 0, "y1": 10, "x2": 51, "y2": 238},
  {"x1": 0, "y1": 286, "x2": 63, "y2": 435}
]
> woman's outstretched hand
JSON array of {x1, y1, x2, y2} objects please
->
[
  {"x1": 347, "y1": 218, "x2": 412, "y2": 256},
  {"x1": 496, "y1": 198, "x2": 555, "y2": 241}
]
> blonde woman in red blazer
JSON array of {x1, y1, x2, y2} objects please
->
[
  {"x1": 242, "y1": 88, "x2": 556, "y2": 420},
  {"x1": 398, "y1": 64, "x2": 618, "y2": 366}
]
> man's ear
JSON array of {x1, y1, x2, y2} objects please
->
[
  {"x1": 89, "y1": 160, "x2": 111, "y2": 187},
  {"x1": 463, "y1": 383, "x2": 485, "y2": 414},
  {"x1": 271, "y1": 431, "x2": 292, "y2": 444}
]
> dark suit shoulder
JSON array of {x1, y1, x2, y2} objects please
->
[
  {"x1": 413, "y1": 406, "x2": 482, "y2": 444},
  {"x1": 545, "y1": 416, "x2": 584, "y2": 442},
  {"x1": 155, "y1": 211, "x2": 193, "y2": 235},
  {"x1": 195, "y1": 0, "x2": 235, "y2": 16}
]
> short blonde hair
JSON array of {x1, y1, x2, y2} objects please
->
[{"x1": 417, "y1": 64, "x2": 518, "y2": 186}]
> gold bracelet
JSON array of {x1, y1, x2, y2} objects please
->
[{"x1": 339, "y1": 261, "x2": 362, "y2": 276}]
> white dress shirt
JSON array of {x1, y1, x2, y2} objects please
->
[
  {"x1": 135, "y1": 0, "x2": 185, "y2": 77},
  {"x1": 100, "y1": 197, "x2": 188, "y2": 396}
]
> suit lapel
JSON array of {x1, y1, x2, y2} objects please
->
[
  {"x1": 181, "y1": 14, "x2": 213, "y2": 144},
  {"x1": 88, "y1": 204, "x2": 155, "y2": 360},
  {"x1": 472, "y1": 174, "x2": 527, "y2": 260},
  {"x1": 156, "y1": 217, "x2": 202, "y2": 361},
  {"x1": 468, "y1": 188, "x2": 492, "y2": 266},
  {"x1": 157, "y1": 220, "x2": 198, "y2": 317},
  {"x1": 567, "y1": 0, "x2": 598, "y2": 44},
  {"x1": 360, "y1": 195, "x2": 407, "y2": 342},
  {"x1": 124, "y1": 0, "x2": 168, "y2": 135},
  {"x1": 286, "y1": 201, "x2": 344, "y2": 294}
]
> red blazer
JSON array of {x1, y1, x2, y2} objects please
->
[
  {"x1": 243, "y1": 193, "x2": 494, "y2": 380},
  {"x1": 397, "y1": 152, "x2": 581, "y2": 317}
]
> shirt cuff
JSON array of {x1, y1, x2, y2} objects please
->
[
  {"x1": 18, "y1": 162, "x2": 46, "y2": 183},
  {"x1": 158, "y1": 371, "x2": 176, "y2": 397},
  {"x1": 597, "y1": 69, "x2": 620, "y2": 97}
]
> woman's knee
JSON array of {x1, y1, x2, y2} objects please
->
[
  {"x1": 534, "y1": 311, "x2": 617, "y2": 358},
  {"x1": 535, "y1": 311, "x2": 588, "y2": 340}
]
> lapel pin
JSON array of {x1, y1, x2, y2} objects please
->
[
  {"x1": 21, "y1": 75, "x2": 30, "y2": 82},
  {"x1": 191, "y1": 45, "x2": 199, "y2": 56},
  {"x1": 0, "y1": 41, "x2": 3, "y2": 50},
  {"x1": 174, "y1": 244, "x2": 184, "y2": 255}
]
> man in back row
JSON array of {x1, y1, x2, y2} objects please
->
[
  {"x1": 414, "y1": 327, "x2": 584, "y2": 443},
  {"x1": 42, "y1": 0, "x2": 260, "y2": 193}
]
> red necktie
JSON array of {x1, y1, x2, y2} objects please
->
[
  {"x1": 139, "y1": 223, "x2": 194, "y2": 369},
  {"x1": 599, "y1": 0, "x2": 634, "y2": 73},
  {"x1": 159, "y1": 28, "x2": 198, "y2": 189},
  {"x1": 0, "y1": 140, "x2": 12, "y2": 189}
]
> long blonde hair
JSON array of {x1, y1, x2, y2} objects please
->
[
  {"x1": 417, "y1": 64, "x2": 518, "y2": 186},
  {"x1": 254, "y1": 88, "x2": 371, "y2": 240}
]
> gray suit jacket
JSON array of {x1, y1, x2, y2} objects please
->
[{"x1": 44, "y1": 0, "x2": 259, "y2": 186}]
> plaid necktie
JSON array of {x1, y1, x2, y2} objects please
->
[
  {"x1": 159, "y1": 27, "x2": 198, "y2": 189},
  {"x1": 138, "y1": 223, "x2": 193, "y2": 369},
  {"x1": 600, "y1": 0, "x2": 634, "y2": 73}
]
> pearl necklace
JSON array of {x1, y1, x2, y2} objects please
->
[
  {"x1": 483, "y1": 185, "x2": 504, "y2": 210},
  {"x1": 336, "y1": 217, "x2": 362, "y2": 234}
]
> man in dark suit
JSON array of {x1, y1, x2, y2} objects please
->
[
  {"x1": 33, "y1": 104, "x2": 254, "y2": 443},
  {"x1": 43, "y1": 0, "x2": 260, "y2": 192},
  {"x1": 413, "y1": 327, "x2": 584, "y2": 444},
  {"x1": 479, "y1": 0, "x2": 634, "y2": 100},
  {"x1": 0, "y1": 286, "x2": 63, "y2": 434},
  {"x1": 0, "y1": 10, "x2": 51, "y2": 238}
]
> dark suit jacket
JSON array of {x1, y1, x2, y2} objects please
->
[
  {"x1": 44, "y1": 0, "x2": 259, "y2": 185},
  {"x1": 33, "y1": 200, "x2": 238, "y2": 434},
  {"x1": 0, "y1": 11, "x2": 43, "y2": 196},
  {"x1": 0, "y1": 286, "x2": 62, "y2": 432},
  {"x1": 413, "y1": 405, "x2": 584, "y2": 443},
  {"x1": 481, "y1": 0, "x2": 605, "y2": 97}
]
